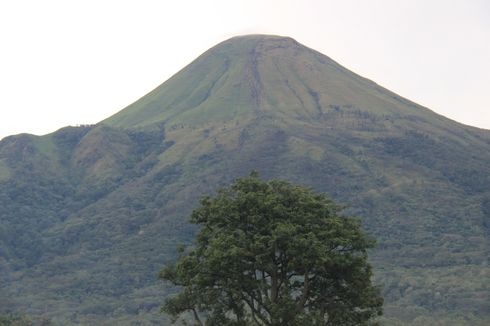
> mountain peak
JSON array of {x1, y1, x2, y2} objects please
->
[
  {"x1": 217, "y1": 34, "x2": 301, "y2": 49},
  {"x1": 103, "y1": 34, "x2": 433, "y2": 133},
  {"x1": 223, "y1": 34, "x2": 297, "y2": 42},
  {"x1": 208, "y1": 34, "x2": 310, "y2": 62}
]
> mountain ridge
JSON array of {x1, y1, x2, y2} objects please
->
[{"x1": 0, "y1": 35, "x2": 489, "y2": 325}]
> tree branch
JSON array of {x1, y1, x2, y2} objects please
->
[
  {"x1": 296, "y1": 272, "x2": 311, "y2": 311},
  {"x1": 241, "y1": 294, "x2": 271, "y2": 326},
  {"x1": 191, "y1": 307, "x2": 204, "y2": 326}
]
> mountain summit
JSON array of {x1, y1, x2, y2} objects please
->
[
  {"x1": 106, "y1": 34, "x2": 434, "y2": 129},
  {"x1": 0, "y1": 35, "x2": 489, "y2": 325}
]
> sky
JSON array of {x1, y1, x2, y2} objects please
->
[{"x1": 0, "y1": 0, "x2": 489, "y2": 140}]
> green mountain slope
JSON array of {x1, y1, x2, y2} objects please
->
[{"x1": 0, "y1": 35, "x2": 489, "y2": 325}]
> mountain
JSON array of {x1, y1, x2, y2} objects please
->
[{"x1": 1, "y1": 35, "x2": 489, "y2": 325}]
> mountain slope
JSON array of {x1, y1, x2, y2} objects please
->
[{"x1": 0, "y1": 35, "x2": 489, "y2": 325}]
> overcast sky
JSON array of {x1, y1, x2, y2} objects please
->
[{"x1": 0, "y1": 0, "x2": 489, "y2": 140}]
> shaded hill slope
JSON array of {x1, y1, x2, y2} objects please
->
[{"x1": 0, "y1": 35, "x2": 489, "y2": 325}]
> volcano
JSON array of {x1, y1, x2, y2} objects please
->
[{"x1": 0, "y1": 35, "x2": 489, "y2": 325}]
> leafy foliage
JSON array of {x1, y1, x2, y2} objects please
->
[{"x1": 161, "y1": 174, "x2": 383, "y2": 325}]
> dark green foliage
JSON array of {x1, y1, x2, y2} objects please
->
[{"x1": 160, "y1": 174, "x2": 383, "y2": 325}]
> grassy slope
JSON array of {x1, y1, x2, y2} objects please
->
[{"x1": 0, "y1": 35, "x2": 489, "y2": 325}]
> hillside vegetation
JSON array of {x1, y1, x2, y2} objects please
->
[{"x1": 0, "y1": 35, "x2": 489, "y2": 325}]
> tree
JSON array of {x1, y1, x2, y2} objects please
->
[{"x1": 160, "y1": 173, "x2": 383, "y2": 325}]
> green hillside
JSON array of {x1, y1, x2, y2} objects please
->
[{"x1": 0, "y1": 35, "x2": 489, "y2": 325}]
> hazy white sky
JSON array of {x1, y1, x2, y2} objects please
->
[{"x1": 1, "y1": 0, "x2": 489, "y2": 140}]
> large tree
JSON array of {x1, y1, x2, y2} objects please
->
[{"x1": 160, "y1": 173, "x2": 383, "y2": 325}]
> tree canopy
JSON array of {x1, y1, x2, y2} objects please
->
[{"x1": 160, "y1": 173, "x2": 383, "y2": 325}]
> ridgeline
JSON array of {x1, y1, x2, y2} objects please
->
[{"x1": 0, "y1": 35, "x2": 489, "y2": 325}]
